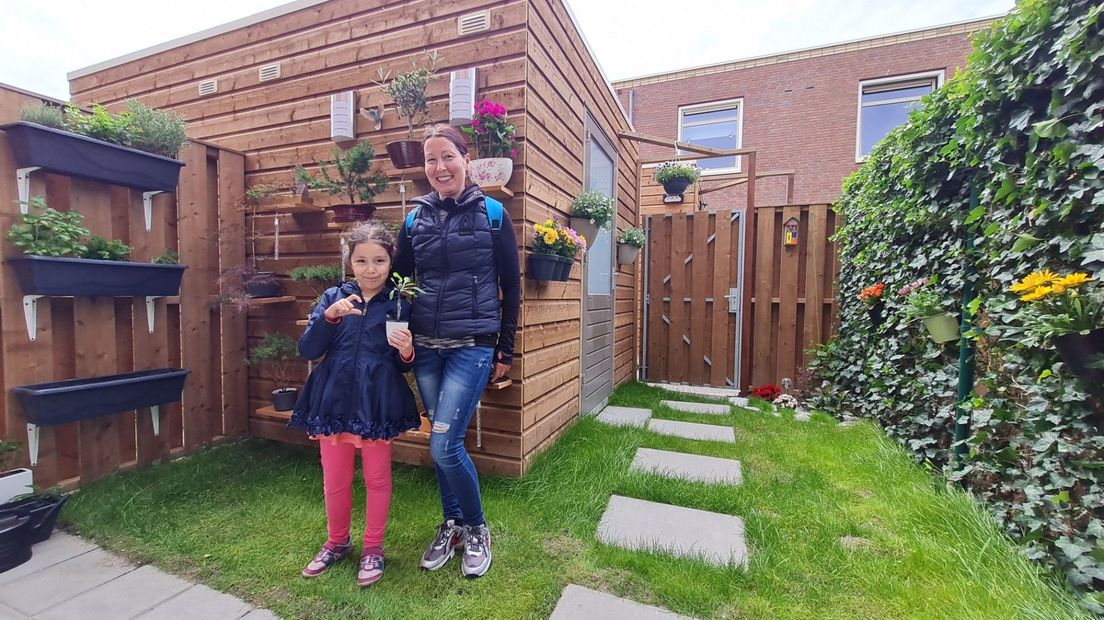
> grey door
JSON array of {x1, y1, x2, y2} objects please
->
[{"x1": 580, "y1": 114, "x2": 616, "y2": 415}]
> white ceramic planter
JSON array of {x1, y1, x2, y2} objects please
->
[
  {"x1": 0, "y1": 468, "x2": 33, "y2": 504},
  {"x1": 468, "y1": 158, "x2": 513, "y2": 186},
  {"x1": 386, "y1": 320, "x2": 409, "y2": 339},
  {"x1": 617, "y1": 243, "x2": 642, "y2": 265},
  {"x1": 569, "y1": 218, "x2": 599, "y2": 246}
]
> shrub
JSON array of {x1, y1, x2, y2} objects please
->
[
  {"x1": 19, "y1": 104, "x2": 65, "y2": 129},
  {"x1": 247, "y1": 333, "x2": 299, "y2": 392}
]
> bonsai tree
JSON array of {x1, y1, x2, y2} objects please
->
[
  {"x1": 389, "y1": 272, "x2": 424, "y2": 321},
  {"x1": 375, "y1": 51, "x2": 440, "y2": 140},
  {"x1": 294, "y1": 141, "x2": 389, "y2": 205},
  {"x1": 247, "y1": 333, "x2": 300, "y2": 393}
]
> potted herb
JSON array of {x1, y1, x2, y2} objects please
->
[
  {"x1": 3, "y1": 101, "x2": 187, "y2": 192},
  {"x1": 858, "y1": 283, "x2": 886, "y2": 328},
  {"x1": 616, "y1": 227, "x2": 646, "y2": 265},
  {"x1": 295, "y1": 141, "x2": 389, "y2": 223},
  {"x1": 569, "y1": 191, "x2": 615, "y2": 247},
  {"x1": 528, "y1": 220, "x2": 586, "y2": 282},
  {"x1": 653, "y1": 161, "x2": 701, "y2": 199},
  {"x1": 290, "y1": 264, "x2": 345, "y2": 314},
  {"x1": 461, "y1": 99, "x2": 518, "y2": 187},
  {"x1": 376, "y1": 51, "x2": 439, "y2": 169},
  {"x1": 387, "y1": 273, "x2": 425, "y2": 337},
  {"x1": 1010, "y1": 270, "x2": 1103, "y2": 388},
  {"x1": 899, "y1": 277, "x2": 958, "y2": 343},
  {"x1": 248, "y1": 333, "x2": 301, "y2": 411}
]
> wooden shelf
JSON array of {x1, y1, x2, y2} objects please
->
[
  {"x1": 480, "y1": 184, "x2": 513, "y2": 200},
  {"x1": 249, "y1": 296, "x2": 296, "y2": 305},
  {"x1": 246, "y1": 197, "x2": 322, "y2": 215},
  {"x1": 253, "y1": 404, "x2": 291, "y2": 422},
  {"x1": 295, "y1": 319, "x2": 310, "y2": 326},
  {"x1": 486, "y1": 377, "x2": 513, "y2": 390}
]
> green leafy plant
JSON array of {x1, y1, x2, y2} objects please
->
[
  {"x1": 618, "y1": 227, "x2": 646, "y2": 247},
  {"x1": 653, "y1": 161, "x2": 701, "y2": 185},
  {"x1": 82, "y1": 235, "x2": 132, "y2": 261},
  {"x1": 247, "y1": 333, "x2": 299, "y2": 392},
  {"x1": 7, "y1": 197, "x2": 90, "y2": 257},
  {"x1": 0, "y1": 439, "x2": 22, "y2": 472},
  {"x1": 122, "y1": 99, "x2": 187, "y2": 158},
  {"x1": 19, "y1": 101, "x2": 187, "y2": 158},
  {"x1": 19, "y1": 104, "x2": 65, "y2": 129},
  {"x1": 570, "y1": 191, "x2": 615, "y2": 229},
  {"x1": 290, "y1": 264, "x2": 345, "y2": 310},
  {"x1": 294, "y1": 141, "x2": 389, "y2": 205},
  {"x1": 898, "y1": 278, "x2": 946, "y2": 321},
  {"x1": 389, "y1": 272, "x2": 424, "y2": 321},
  {"x1": 375, "y1": 51, "x2": 439, "y2": 140},
  {"x1": 64, "y1": 103, "x2": 132, "y2": 146},
  {"x1": 460, "y1": 99, "x2": 517, "y2": 159},
  {"x1": 151, "y1": 248, "x2": 180, "y2": 264}
]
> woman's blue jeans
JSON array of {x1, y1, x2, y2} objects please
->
[{"x1": 413, "y1": 345, "x2": 493, "y2": 527}]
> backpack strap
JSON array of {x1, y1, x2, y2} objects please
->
[
  {"x1": 484, "y1": 196, "x2": 503, "y2": 239},
  {"x1": 403, "y1": 206, "x2": 421, "y2": 236}
]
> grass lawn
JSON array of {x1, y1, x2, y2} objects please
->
[{"x1": 61, "y1": 382, "x2": 1087, "y2": 619}]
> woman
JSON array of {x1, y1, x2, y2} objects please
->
[{"x1": 394, "y1": 124, "x2": 521, "y2": 578}]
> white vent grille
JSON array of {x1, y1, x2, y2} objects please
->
[
  {"x1": 198, "y1": 79, "x2": 218, "y2": 96},
  {"x1": 457, "y1": 11, "x2": 490, "y2": 36},
  {"x1": 259, "y1": 64, "x2": 281, "y2": 82}
]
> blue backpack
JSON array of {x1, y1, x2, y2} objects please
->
[{"x1": 403, "y1": 196, "x2": 504, "y2": 239}]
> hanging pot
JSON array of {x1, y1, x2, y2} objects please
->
[
  {"x1": 923, "y1": 313, "x2": 960, "y2": 343},
  {"x1": 468, "y1": 158, "x2": 514, "y2": 186},
  {"x1": 272, "y1": 388, "x2": 300, "y2": 412},
  {"x1": 1054, "y1": 328, "x2": 1104, "y2": 389},
  {"x1": 661, "y1": 177, "x2": 691, "y2": 198},
  {"x1": 385, "y1": 141, "x2": 424, "y2": 170},
  {"x1": 867, "y1": 302, "x2": 884, "y2": 328},
  {"x1": 555, "y1": 255, "x2": 573, "y2": 281},
  {"x1": 0, "y1": 514, "x2": 32, "y2": 573},
  {"x1": 327, "y1": 204, "x2": 377, "y2": 223},
  {"x1": 569, "y1": 218, "x2": 599, "y2": 247},
  {"x1": 527, "y1": 253, "x2": 566, "y2": 282},
  {"x1": 243, "y1": 272, "x2": 283, "y2": 298},
  {"x1": 617, "y1": 243, "x2": 642, "y2": 265}
]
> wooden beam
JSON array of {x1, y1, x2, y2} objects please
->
[
  {"x1": 619, "y1": 131, "x2": 754, "y2": 158},
  {"x1": 639, "y1": 148, "x2": 757, "y2": 165}
]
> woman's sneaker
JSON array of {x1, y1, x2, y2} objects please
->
[
  {"x1": 461, "y1": 524, "x2": 492, "y2": 578},
  {"x1": 302, "y1": 538, "x2": 352, "y2": 577},
  {"x1": 419, "y1": 519, "x2": 466, "y2": 570},
  {"x1": 357, "y1": 553, "x2": 384, "y2": 587}
]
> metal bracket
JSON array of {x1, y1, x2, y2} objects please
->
[
  {"x1": 143, "y1": 191, "x2": 164, "y2": 232},
  {"x1": 145, "y1": 296, "x2": 161, "y2": 333},
  {"x1": 150, "y1": 405, "x2": 161, "y2": 436},
  {"x1": 274, "y1": 214, "x2": 280, "y2": 260},
  {"x1": 17, "y1": 167, "x2": 41, "y2": 208},
  {"x1": 23, "y1": 295, "x2": 44, "y2": 341},
  {"x1": 26, "y1": 423, "x2": 40, "y2": 466},
  {"x1": 725, "y1": 288, "x2": 741, "y2": 313}
]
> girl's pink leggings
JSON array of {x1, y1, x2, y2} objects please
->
[{"x1": 319, "y1": 440, "x2": 392, "y2": 552}]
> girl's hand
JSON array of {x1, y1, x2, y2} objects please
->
[
  {"x1": 387, "y1": 327, "x2": 414, "y2": 359},
  {"x1": 323, "y1": 294, "x2": 364, "y2": 321}
]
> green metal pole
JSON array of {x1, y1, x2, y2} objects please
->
[{"x1": 954, "y1": 184, "x2": 979, "y2": 462}]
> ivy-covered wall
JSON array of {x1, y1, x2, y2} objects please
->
[{"x1": 811, "y1": 0, "x2": 1103, "y2": 612}]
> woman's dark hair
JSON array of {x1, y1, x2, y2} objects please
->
[{"x1": 422, "y1": 124, "x2": 469, "y2": 156}]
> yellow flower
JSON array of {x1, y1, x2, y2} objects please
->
[
  {"x1": 543, "y1": 232, "x2": 557, "y2": 245},
  {"x1": 1019, "y1": 285, "x2": 1054, "y2": 302},
  {"x1": 1009, "y1": 270, "x2": 1057, "y2": 294},
  {"x1": 1053, "y1": 273, "x2": 1093, "y2": 290}
]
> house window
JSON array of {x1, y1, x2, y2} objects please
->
[
  {"x1": 857, "y1": 71, "x2": 942, "y2": 160},
  {"x1": 677, "y1": 99, "x2": 742, "y2": 173}
]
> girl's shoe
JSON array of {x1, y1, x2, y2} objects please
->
[
  {"x1": 357, "y1": 552, "x2": 385, "y2": 587},
  {"x1": 301, "y1": 538, "x2": 352, "y2": 577}
]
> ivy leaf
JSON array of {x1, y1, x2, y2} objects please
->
[
  {"x1": 1031, "y1": 118, "x2": 1069, "y2": 139},
  {"x1": 1011, "y1": 234, "x2": 1042, "y2": 252}
]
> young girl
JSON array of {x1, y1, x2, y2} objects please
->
[{"x1": 288, "y1": 220, "x2": 420, "y2": 587}]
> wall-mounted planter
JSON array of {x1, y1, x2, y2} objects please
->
[
  {"x1": 922, "y1": 313, "x2": 959, "y2": 343},
  {"x1": 527, "y1": 253, "x2": 570, "y2": 282},
  {"x1": 326, "y1": 204, "x2": 377, "y2": 223},
  {"x1": 13, "y1": 368, "x2": 189, "y2": 465},
  {"x1": 617, "y1": 243, "x2": 642, "y2": 265},
  {"x1": 9, "y1": 256, "x2": 186, "y2": 297}
]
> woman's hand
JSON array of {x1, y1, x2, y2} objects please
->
[
  {"x1": 491, "y1": 350, "x2": 511, "y2": 381},
  {"x1": 323, "y1": 294, "x2": 364, "y2": 321},
  {"x1": 387, "y1": 327, "x2": 414, "y2": 359}
]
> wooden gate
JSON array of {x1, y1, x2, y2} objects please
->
[{"x1": 644, "y1": 212, "x2": 743, "y2": 387}]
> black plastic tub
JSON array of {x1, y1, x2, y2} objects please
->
[
  {"x1": 8, "y1": 256, "x2": 186, "y2": 297},
  {"x1": 0, "y1": 515, "x2": 32, "y2": 573},
  {"x1": 0, "y1": 495, "x2": 69, "y2": 544},
  {"x1": 12, "y1": 368, "x2": 189, "y2": 427},
  {"x1": 0, "y1": 122, "x2": 184, "y2": 192}
]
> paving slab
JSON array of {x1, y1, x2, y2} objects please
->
[
  {"x1": 0, "y1": 601, "x2": 28, "y2": 619},
  {"x1": 241, "y1": 609, "x2": 282, "y2": 620},
  {"x1": 595, "y1": 406, "x2": 651, "y2": 428},
  {"x1": 647, "y1": 382, "x2": 740, "y2": 398},
  {"x1": 660, "y1": 400, "x2": 731, "y2": 416},
  {"x1": 135, "y1": 584, "x2": 255, "y2": 620},
  {"x1": 0, "y1": 533, "x2": 97, "y2": 586},
  {"x1": 550, "y1": 584, "x2": 697, "y2": 620},
  {"x1": 597, "y1": 495, "x2": 747, "y2": 567},
  {"x1": 38, "y1": 564, "x2": 193, "y2": 620},
  {"x1": 630, "y1": 448, "x2": 743, "y2": 485},
  {"x1": 0, "y1": 548, "x2": 136, "y2": 616},
  {"x1": 648, "y1": 419, "x2": 735, "y2": 443}
]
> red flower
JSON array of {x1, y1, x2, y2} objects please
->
[{"x1": 750, "y1": 384, "x2": 782, "y2": 400}]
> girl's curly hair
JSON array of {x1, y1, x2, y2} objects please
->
[{"x1": 342, "y1": 220, "x2": 396, "y2": 267}]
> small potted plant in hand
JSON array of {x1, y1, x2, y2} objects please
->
[
  {"x1": 617, "y1": 227, "x2": 645, "y2": 265},
  {"x1": 461, "y1": 99, "x2": 517, "y2": 187},
  {"x1": 1010, "y1": 270, "x2": 1103, "y2": 388},
  {"x1": 569, "y1": 191, "x2": 614, "y2": 247},
  {"x1": 248, "y1": 333, "x2": 301, "y2": 411},
  {"x1": 859, "y1": 283, "x2": 886, "y2": 328},
  {"x1": 387, "y1": 272, "x2": 424, "y2": 338},
  {"x1": 295, "y1": 141, "x2": 389, "y2": 223},
  {"x1": 376, "y1": 51, "x2": 439, "y2": 169},
  {"x1": 653, "y1": 161, "x2": 701, "y2": 200},
  {"x1": 900, "y1": 277, "x2": 958, "y2": 343}
]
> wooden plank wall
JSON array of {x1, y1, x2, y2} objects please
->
[{"x1": 0, "y1": 86, "x2": 247, "y2": 488}]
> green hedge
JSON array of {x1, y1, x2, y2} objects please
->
[{"x1": 811, "y1": 0, "x2": 1103, "y2": 612}]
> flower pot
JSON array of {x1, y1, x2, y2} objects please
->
[
  {"x1": 243, "y1": 272, "x2": 283, "y2": 298},
  {"x1": 8, "y1": 256, "x2": 186, "y2": 297},
  {"x1": 866, "y1": 302, "x2": 884, "y2": 328},
  {"x1": 661, "y1": 177, "x2": 691, "y2": 198},
  {"x1": 385, "y1": 320, "x2": 409, "y2": 339},
  {"x1": 1054, "y1": 328, "x2": 1104, "y2": 388},
  {"x1": 922, "y1": 313, "x2": 959, "y2": 343},
  {"x1": 0, "y1": 494, "x2": 69, "y2": 544},
  {"x1": 12, "y1": 368, "x2": 189, "y2": 427},
  {"x1": 1, "y1": 121, "x2": 184, "y2": 192},
  {"x1": 0, "y1": 514, "x2": 33, "y2": 573},
  {"x1": 556, "y1": 255, "x2": 573, "y2": 280},
  {"x1": 272, "y1": 387, "x2": 299, "y2": 412},
  {"x1": 617, "y1": 243, "x2": 642, "y2": 265},
  {"x1": 468, "y1": 157, "x2": 514, "y2": 187},
  {"x1": 569, "y1": 218, "x2": 599, "y2": 246},
  {"x1": 527, "y1": 253, "x2": 567, "y2": 282},
  {"x1": 0, "y1": 470, "x2": 32, "y2": 505},
  {"x1": 326, "y1": 204, "x2": 377, "y2": 223},
  {"x1": 385, "y1": 140, "x2": 424, "y2": 169}
]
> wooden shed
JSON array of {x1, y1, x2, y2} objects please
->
[{"x1": 63, "y1": 0, "x2": 641, "y2": 477}]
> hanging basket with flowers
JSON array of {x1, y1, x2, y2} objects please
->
[
  {"x1": 461, "y1": 99, "x2": 517, "y2": 187},
  {"x1": 899, "y1": 277, "x2": 959, "y2": 343},
  {"x1": 653, "y1": 161, "x2": 701, "y2": 199},
  {"x1": 528, "y1": 220, "x2": 586, "y2": 282},
  {"x1": 1010, "y1": 270, "x2": 1103, "y2": 388},
  {"x1": 616, "y1": 227, "x2": 646, "y2": 265}
]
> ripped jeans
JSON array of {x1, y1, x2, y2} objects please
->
[{"x1": 413, "y1": 345, "x2": 493, "y2": 527}]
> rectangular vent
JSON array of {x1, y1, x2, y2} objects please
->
[
  {"x1": 259, "y1": 64, "x2": 281, "y2": 82},
  {"x1": 198, "y1": 79, "x2": 218, "y2": 96},
  {"x1": 457, "y1": 11, "x2": 490, "y2": 36}
]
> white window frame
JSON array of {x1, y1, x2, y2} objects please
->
[
  {"x1": 855, "y1": 70, "x2": 944, "y2": 162},
  {"x1": 677, "y1": 97, "x2": 743, "y2": 175}
]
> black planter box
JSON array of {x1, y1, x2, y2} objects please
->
[
  {"x1": 0, "y1": 121, "x2": 184, "y2": 192},
  {"x1": 9, "y1": 256, "x2": 186, "y2": 297},
  {"x1": 0, "y1": 495, "x2": 69, "y2": 544},
  {"x1": 12, "y1": 368, "x2": 189, "y2": 427}
]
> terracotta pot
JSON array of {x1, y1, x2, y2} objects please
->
[
  {"x1": 327, "y1": 204, "x2": 377, "y2": 223},
  {"x1": 385, "y1": 141, "x2": 424, "y2": 169},
  {"x1": 923, "y1": 313, "x2": 959, "y2": 343},
  {"x1": 1054, "y1": 328, "x2": 1104, "y2": 389},
  {"x1": 617, "y1": 243, "x2": 642, "y2": 265}
]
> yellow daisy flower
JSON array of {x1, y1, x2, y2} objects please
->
[
  {"x1": 543, "y1": 232, "x2": 557, "y2": 245},
  {"x1": 1009, "y1": 270, "x2": 1057, "y2": 294},
  {"x1": 1053, "y1": 273, "x2": 1093, "y2": 289},
  {"x1": 1019, "y1": 285, "x2": 1054, "y2": 302}
]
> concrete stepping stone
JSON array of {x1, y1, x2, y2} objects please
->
[
  {"x1": 550, "y1": 584, "x2": 697, "y2": 620},
  {"x1": 648, "y1": 418, "x2": 735, "y2": 443},
  {"x1": 37, "y1": 565, "x2": 192, "y2": 620},
  {"x1": 134, "y1": 584, "x2": 255, "y2": 620},
  {"x1": 660, "y1": 400, "x2": 730, "y2": 416},
  {"x1": 630, "y1": 447, "x2": 743, "y2": 485},
  {"x1": 596, "y1": 406, "x2": 651, "y2": 428},
  {"x1": 597, "y1": 495, "x2": 748, "y2": 567},
  {"x1": 646, "y1": 382, "x2": 740, "y2": 398}
]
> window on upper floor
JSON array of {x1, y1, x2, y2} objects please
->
[
  {"x1": 677, "y1": 98, "x2": 743, "y2": 174},
  {"x1": 857, "y1": 71, "x2": 943, "y2": 160}
]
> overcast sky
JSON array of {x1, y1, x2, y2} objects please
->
[{"x1": 1, "y1": 0, "x2": 1013, "y2": 102}]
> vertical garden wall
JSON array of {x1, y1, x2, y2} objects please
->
[{"x1": 812, "y1": 0, "x2": 1103, "y2": 612}]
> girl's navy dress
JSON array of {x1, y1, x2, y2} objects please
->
[{"x1": 288, "y1": 281, "x2": 420, "y2": 440}]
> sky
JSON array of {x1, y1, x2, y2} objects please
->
[{"x1": 1, "y1": 0, "x2": 1014, "y2": 102}]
